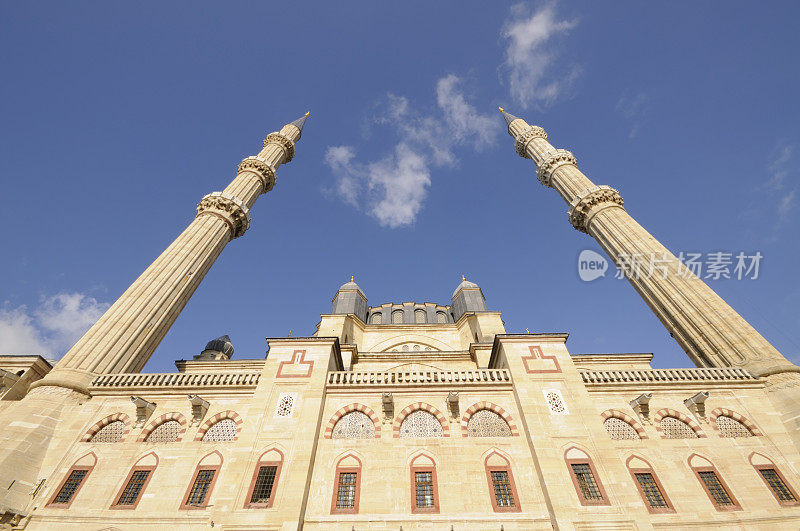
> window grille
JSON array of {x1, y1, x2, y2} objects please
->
[
  {"x1": 634, "y1": 472, "x2": 668, "y2": 508},
  {"x1": 571, "y1": 463, "x2": 603, "y2": 501},
  {"x1": 759, "y1": 468, "x2": 796, "y2": 502},
  {"x1": 698, "y1": 471, "x2": 734, "y2": 506},
  {"x1": 146, "y1": 420, "x2": 181, "y2": 443},
  {"x1": 399, "y1": 410, "x2": 443, "y2": 438},
  {"x1": 91, "y1": 420, "x2": 125, "y2": 443},
  {"x1": 413, "y1": 344, "x2": 420, "y2": 351},
  {"x1": 336, "y1": 472, "x2": 357, "y2": 509},
  {"x1": 604, "y1": 417, "x2": 640, "y2": 440},
  {"x1": 415, "y1": 309, "x2": 426, "y2": 323},
  {"x1": 332, "y1": 411, "x2": 374, "y2": 439},
  {"x1": 202, "y1": 418, "x2": 238, "y2": 442},
  {"x1": 249, "y1": 466, "x2": 277, "y2": 504},
  {"x1": 436, "y1": 312, "x2": 447, "y2": 324},
  {"x1": 52, "y1": 469, "x2": 88, "y2": 505},
  {"x1": 275, "y1": 394, "x2": 295, "y2": 417},
  {"x1": 716, "y1": 415, "x2": 753, "y2": 438},
  {"x1": 116, "y1": 470, "x2": 151, "y2": 505},
  {"x1": 371, "y1": 313, "x2": 382, "y2": 324},
  {"x1": 402, "y1": 344, "x2": 409, "y2": 351},
  {"x1": 392, "y1": 310, "x2": 403, "y2": 324},
  {"x1": 491, "y1": 470, "x2": 515, "y2": 507},
  {"x1": 466, "y1": 410, "x2": 512, "y2": 437},
  {"x1": 186, "y1": 469, "x2": 215, "y2": 506},
  {"x1": 660, "y1": 416, "x2": 698, "y2": 439},
  {"x1": 414, "y1": 471, "x2": 435, "y2": 508},
  {"x1": 545, "y1": 390, "x2": 566, "y2": 414}
]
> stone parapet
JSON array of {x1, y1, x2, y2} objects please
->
[
  {"x1": 90, "y1": 371, "x2": 260, "y2": 394},
  {"x1": 327, "y1": 368, "x2": 511, "y2": 387},
  {"x1": 580, "y1": 367, "x2": 757, "y2": 386}
]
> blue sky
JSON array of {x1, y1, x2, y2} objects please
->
[{"x1": 1, "y1": 2, "x2": 798, "y2": 373}]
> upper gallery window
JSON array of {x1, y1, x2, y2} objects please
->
[
  {"x1": 392, "y1": 310, "x2": 403, "y2": 324},
  {"x1": 146, "y1": 420, "x2": 181, "y2": 443},
  {"x1": 332, "y1": 411, "x2": 375, "y2": 439},
  {"x1": 90, "y1": 420, "x2": 125, "y2": 443},
  {"x1": 202, "y1": 419, "x2": 238, "y2": 442},
  {"x1": 415, "y1": 309, "x2": 426, "y2": 323},
  {"x1": 660, "y1": 416, "x2": 698, "y2": 439},
  {"x1": 466, "y1": 410, "x2": 512, "y2": 437},
  {"x1": 399, "y1": 410, "x2": 443, "y2": 438},
  {"x1": 603, "y1": 417, "x2": 640, "y2": 440},
  {"x1": 371, "y1": 313, "x2": 382, "y2": 324},
  {"x1": 716, "y1": 415, "x2": 754, "y2": 438},
  {"x1": 436, "y1": 311, "x2": 447, "y2": 324}
]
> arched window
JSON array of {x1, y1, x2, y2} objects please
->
[
  {"x1": 402, "y1": 344, "x2": 409, "y2": 352},
  {"x1": 415, "y1": 309, "x2": 426, "y2": 323},
  {"x1": 392, "y1": 310, "x2": 403, "y2": 324},
  {"x1": 410, "y1": 454, "x2": 439, "y2": 513},
  {"x1": 91, "y1": 421, "x2": 126, "y2": 443},
  {"x1": 564, "y1": 447, "x2": 609, "y2": 506},
  {"x1": 331, "y1": 454, "x2": 361, "y2": 514},
  {"x1": 467, "y1": 410, "x2": 512, "y2": 437},
  {"x1": 202, "y1": 418, "x2": 238, "y2": 442},
  {"x1": 750, "y1": 453, "x2": 799, "y2": 506},
  {"x1": 485, "y1": 452, "x2": 521, "y2": 512},
  {"x1": 146, "y1": 420, "x2": 182, "y2": 443},
  {"x1": 604, "y1": 417, "x2": 640, "y2": 440},
  {"x1": 626, "y1": 456, "x2": 673, "y2": 513},
  {"x1": 688, "y1": 454, "x2": 740, "y2": 510},
  {"x1": 436, "y1": 311, "x2": 447, "y2": 324},
  {"x1": 112, "y1": 453, "x2": 157, "y2": 508},
  {"x1": 371, "y1": 313, "x2": 382, "y2": 324},
  {"x1": 245, "y1": 449, "x2": 283, "y2": 508},
  {"x1": 181, "y1": 452, "x2": 222, "y2": 509},
  {"x1": 332, "y1": 411, "x2": 375, "y2": 439},
  {"x1": 660, "y1": 416, "x2": 698, "y2": 439},
  {"x1": 47, "y1": 453, "x2": 96, "y2": 508},
  {"x1": 400, "y1": 411, "x2": 443, "y2": 438},
  {"x1": 716, "y1": 415, "x2": 754, "y2": 438}
]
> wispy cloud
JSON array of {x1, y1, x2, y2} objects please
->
[
  {"x1": 501, "y1": 2, "x2": 579, "y2": 109},
  {"x1": 616, "y1": 91, "x2": 649, "y2": 138},
  {"x1": 0, "y1": 293, "x2": 109, "y2": 358},
  {"x1": 768, "y1": 143, "x2": 797, "y2": 222},
  {"x1": 768, "y1": 144, "x2": 794, "y2": 191},
  {"x1": 325, "y1": 75, "x2": 499, "y2": 228}
]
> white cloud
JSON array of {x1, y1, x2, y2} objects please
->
[
  {"x1": 501, "y1": 3, "x2": 579, "y2": 108},
  {"x1": 778, "y1": 189, "x2": 796, "y2": 220},
  {"x1": 767, "y1": 143, "x2": 797, "y2": 221},
  {"x1": 768, "y1": 144, "x2": 793, "y2": 190},
  {"x1": 325, "y1": 75, "x2": 498, "y2": 228},
  {"x1": 616, "y1": 91, "x2": 649, "y2": 138},
  {"x1": 0, "y1": 293, "x2": 109, "y2": 358}
]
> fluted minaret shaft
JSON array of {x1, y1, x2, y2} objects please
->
[
  {"x1": 503, "y1": 110, "x2": 796, "y2": 379},
  {"x1": 35, "y1": 116, "x2": 309, "y2": 393}
]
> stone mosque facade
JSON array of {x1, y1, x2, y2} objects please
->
[{"x1": 1, "y1": 110, "x2": 800, "y2": 530}]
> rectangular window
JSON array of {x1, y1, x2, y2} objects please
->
[
  {"x1": 186, "y1": 469, "x2": 216, "y2": 507},
  {"x1": 249, "y1": 466, "x2": 277, "y2": 505},
  {"x1": 116, "y1": 470, "x2": 151, "y2": 506},
  {"x1": 52, "y1": 469, "x2": 88, "y2": 505},
  {"x1": 571, "y1": 463, "x2": 603, "y2": 501},
  {"x1": 698, "y1": 471, "x2": 734, "y2": 506},
  {"x1": 491, "y1": 470, "x2": 515, "y2": 508},
  {"x1": 336, "y1": 472, "x2": 357, "y2": 509},
  {"x1": 634, "y1": 472, "x2": 668, "y2": 508},
  {"x1": 415, "y1": 471, "x2": 435, "y2": 509},
  {"x1": 759, "y1": 468, "x2": 797, "y2": 503}
]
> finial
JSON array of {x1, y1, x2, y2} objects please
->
[
  {"x1": 461, "y1": 275, "x2": 466, "y2": 282},
  {"x1": 350, "y1": 275, "x2": 354, "y2": 282},
  {"x1": 289, "y1": 112, "x2": 310, "y2": 139},
  {"x1": 526, "y1": 328, "x2": 530, "y2": 334},
  {"x1": 288, "y1": 330, "x2": 292, "y2": 337},
  {"x1": 498, "y1": 106, "x2": 519, "y2": 127}
]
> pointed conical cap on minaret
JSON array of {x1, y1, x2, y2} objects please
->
[
  {"x1": 498, "y1": 106, "x2": 519, "y2": 127},
  {"x1": 289, "y1": 111, "x2": 310, "y2": 139}
]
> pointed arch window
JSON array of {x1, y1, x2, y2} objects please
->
[
  {"x1": 564, "y1": 447, "x2": 610, "y2": 506},
  {"x1": 245, "y1": 449, "x2": 283, "y2": 508},
  {"x1": 689, "y1": 454, "x2": 740, "y2": 511},
  {"x1": 112, "y1": 453, "x2": 157, "y2": 509},
  {"x1": 750, "y1": 453, "x2": 799, "y2": 506},
  {"x1": 626, "y1": 456, "x2": 673, "y2": 513},
  {"x1": 484, "y1": 452, "x2": 521, "y2": 512},
  {"x1": 331, "y1": 454, "x2": 361, "y2": 514},
  {"x1": 410, "y1": 454, "x2": 439, "y2": 514},
  {"x1": 181, "y1": 452, "x2": 222, "y2": 510},
  {"x1": 47, "y1": 453, "x2": 96, "y2": 508}
]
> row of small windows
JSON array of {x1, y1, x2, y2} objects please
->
[
  {"x1": 90, "y1": 417, "x2": 240, "y2": 444},
  {"x1": 602, "y1": 412, "x2": 757, "y2": 440},
  {"x1": 47, "y1": 449, "x2": 798, "y2": 513},
  {"x1": 370, "y1": 310, "x2": 450, "y2": 325}
]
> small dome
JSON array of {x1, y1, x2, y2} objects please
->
[
  {"x1": 452, "y1": 276, "x2": 480, "y2": 298},
  {"x1": 338, "y1": 276, "x2": 364, "y2": 293},
  {"x1": 203, "y1": 335, "x2": 234, "y2": 357}
]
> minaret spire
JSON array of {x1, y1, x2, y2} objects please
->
[
  {"x1": 498, "y1": 106, "x2": 519, "y2": 130},
  {"x1": 31, "y1": 113, "x2": 311, "y2": 395},
  {"x1": 502, "y1": 111, "x2": 800, "y2": 448}
]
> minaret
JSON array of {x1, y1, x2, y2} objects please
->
[
  {"x1": 500, "y1": 109, "x2": 800, "y2": 445},
  {"x1": 32, "y1": 113, "x2": 310, "y2": 395}
]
